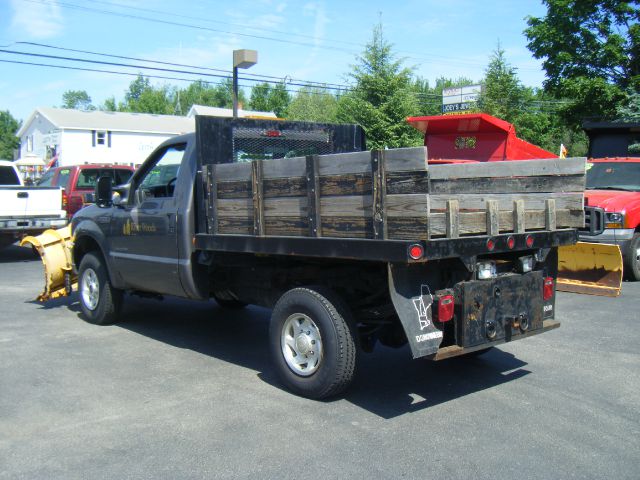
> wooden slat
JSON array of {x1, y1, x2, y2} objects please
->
[
  {"x1": 217, "y1": 180, "x2": 252, "y2": 199},
  {"x1": 318, "y1": 151, "x2": 371, "y2": 176},
  {"x1": 428, "y1": 157, "x2": 586, "y2": 180},
  {"x1": 545, "y1": 198, "x2": 556, "y2": 231},
  {"x1": 320, "y1": 196, "x2": 372, "y2": 217},
  {"x1": 386, "y1": 171, "x2": 430, "y2": 195},
  {"x1": 383, "y1": 147, "x2": 428, "y2": 172},
  {"x1": 429, "y1": 174, "x2": 585, "y2": 195},
  {"x1": 446, "y1": 199, "x2": 459, "y2": 239},
  {"x1": 251, "y1": 160, "x2": 264, "y2": 236},
  {"x1": 265, "y1": 217, "x2": 309, "y2": 237},
  {"x1": 262, "y1": 156, "x2": 306, "y2": 179},
  {"x1": 385, "y1": 194, "x2": 430, "y2": 218},
  {"x1": 486, "y1": 200, "x2": 499, "y2": 236},
  {"x1": 429, "y1": 192, "x2": 583, "y2": 211},
  {"x1": 217, "y1": 217, "x2": 252, "y2": 235},
  {"x1": 387, "y1": 217, "x2": 429, "y2": 240},
  {"x1": 306, "y1": 155, "x2": 321, "y2": 237},
  {"x1": 320, "y1": 174, "x2": 372, "y2": 196},
  {"x1": 514, "y1": 200, "x2": 525, "y2": 234},
  {"x1": 214, "y1": 162, "x2": 252, "y2": 182},
  {"x1": 321, "y1": 217, "x2": 373, "y2": 238}
]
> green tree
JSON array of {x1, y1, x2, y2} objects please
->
[
  {"x1": 616, "y1": 88, "x2": 640, "y2": 120},
  {"x1": 124, "y1": 75, "x2": 151, "y2": 105},
  {"x1": 61, "y1": 90, "x2": 95, "y2": 111},
  {"x1": 525, "y1": 0, "x2": 639, "y2": 124},
  {"x1": 337, "y1": 23, "x2": 421, "y2": 148},
  {"x1": 287, "y1": 87, "x2": 338, "y2": 122},
  {"x1": 0, "y1": 110, "x2": 21, "y2": 160},
  {"x1": 478, "y1": 45, "x2": 530, "y2": 123},
  {"x1": 248, "y1": 82, "x2": 290, "y2": 117},
  {"x1": 248, "y1": 82, "x2": 272, "y2": 112}
]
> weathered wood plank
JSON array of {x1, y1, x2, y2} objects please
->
[
  {"x1": 306, "y1": 155, "x2": 322, "y2": 237},
  {"x1": 430, "y1": 174, "x2": 585, "y2": 195},
  {"x1": 217, "y1": 216, "x2": 252, "y2": 235},
  {"x1": 320, "y1": 196, "x2": 372, "y2": 217},
  {"x1": 486, "y1": 200, "x2": 499, "y2": 236},
  {"x1": 321, "y1": 216, "x2": 373, "y2": 239},
  {"x1": 251, "y1": 160, "x2": 264, "y2": 236},
  {"x1": 514, "y1": 200, "x2": 525, "y2": 234},
  {"x1": 446, "y1": 199, "x2": 460, "y2": 239},
  {"x1": 214, "y1": 162, "x2": 252, "y2": 182},
  {"x1": 265, "y1": 217, "x2": 309, "y2": 237},
  {"x1": 545, "y1": 198, "x2": 556, "y2": 231},
  {"x1": 429, "y1": 192, "x2": 583, "y2": 211},
  {"x1": 320, "y1": 174, "x2": 372, "y2": 196},
  {"x1": 383, "y1": 147, "x2": 428, "y2": 172},
  {"x1": 217, "y1": 198, "x2": 252, "y2": 218},
  {"x1": 387, "y1": 217, "x2": 429, "y2": 240},
  {"x1": 262, "y1": 156, "x2": 306, "y2": 179},
  {"x1": 386, "y1": 171, "x2": 430, "y2": 195},
  {"x1": 385, "y1": 194, "x2": 430, "y2": 218},
  {"x1": 318, "y1": 151, "x2": 371, "y2": 176},
  {"x1": 428, "y1": 157, "x2": 586, "y2": 180},
  {"x1": 217, "y1": 180, "x2": 252, "y2": 199}
]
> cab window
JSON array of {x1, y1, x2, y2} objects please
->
[{"x1": 135, "y1": 145, "x2": 185, "y2": 203}]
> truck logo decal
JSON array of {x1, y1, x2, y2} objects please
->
[
  {"x1": 412, "y1": 284, "x2": 433, "y2": 331},
  {"x1": 416, "y1": 331, "x2": 443, "y2": 343}
]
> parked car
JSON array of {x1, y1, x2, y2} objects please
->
[
  {"x1": 38, "y1": 164, "x2": 135, "y2": 216},
  {"x1": 0, "y1": 160, "x2": 66, "y2": 248}
]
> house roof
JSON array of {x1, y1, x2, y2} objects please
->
[
  {"x1": 186, "y1": 104, "x2": 277, "y2": 119},
  {"x1": 17, "y1": 107, "x2": 195, "y2": 137}
]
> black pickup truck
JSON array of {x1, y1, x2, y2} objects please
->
[{"x1": 71, "y1": 117, "x2": 582, "y2": 398}]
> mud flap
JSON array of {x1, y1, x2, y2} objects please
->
[{"x1": 388, "y1": 264, "x2": 444, "y2": 359}]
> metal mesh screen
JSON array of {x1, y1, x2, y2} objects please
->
[{"x1": 231, "y1": 127, "x2": 334, "y2": 163}]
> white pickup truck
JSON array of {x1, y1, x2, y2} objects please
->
[{"x1": 0, "y1": 160, "x2": 67, "y2": 248}]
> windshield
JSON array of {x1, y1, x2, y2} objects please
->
[{"x1": 586, "y1": 162, "x2": 640, "y2": 192}]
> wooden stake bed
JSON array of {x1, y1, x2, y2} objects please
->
[{"x1": 202, "y1": 147, "x2": 585, "y2": 242}]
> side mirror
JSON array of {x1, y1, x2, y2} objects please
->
[{"x1": 95, "y1": 176, "x2": 113, "y2": 207}]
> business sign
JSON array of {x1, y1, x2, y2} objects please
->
[
  {"x1": 442, "y1": 84, "x2": 481, "y2": 113},
  {"x1": 42, "y1": 130, "x2": 61, "y2": 147}
]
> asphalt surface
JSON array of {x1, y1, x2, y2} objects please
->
[{"x1": 0, "y1": 243, "x2": 638, "y2": 480}]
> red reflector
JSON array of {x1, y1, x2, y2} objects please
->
[
  {"x1": 543, "y1": 277, "x2": 554, "y2": 300},
  {"x1": 263, "y1": 129, "x2": 282, "y2": 137},
  {"x1": 486, "y1": 238, "x2": 495, "y2": 251},
  {"x1": 526, "y1": 235, "x2": 534, "y2": 248},
  {"x1": 437, "y1": 294, "x2": 455, "y2": 322},
  {"x1": 408, "y1": 244, "x2": 424, "y2": 260},
  {"x1": 507, "y1": 236, "x2": 515, "y2": 249}
]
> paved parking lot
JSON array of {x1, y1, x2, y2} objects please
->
[{"x1": 1, "y1": 244, "x2": 638, "y2": 479}]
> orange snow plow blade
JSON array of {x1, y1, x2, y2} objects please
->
[
  {"x1": 557, "y1": 242, "x2": 623, "y2": 297},
  {"x1": 20, "y1": 225, "x2": 77, "y2": 301}
]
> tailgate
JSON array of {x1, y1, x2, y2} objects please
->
[
  {"x1": 23, "y1": 187, "x2": 65, "y2": 218},
  {"x1": 0, "y1": 188, "x2": 28, "y2": 217}
]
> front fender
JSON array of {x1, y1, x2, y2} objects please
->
[{"x1": 72, "y1": 218, "x2": 124, "y2": 290}]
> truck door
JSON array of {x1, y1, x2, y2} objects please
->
[{"x1": 110, "y1": 144, "x2": 185, "y2": 295}]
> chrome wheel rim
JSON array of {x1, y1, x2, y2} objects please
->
[
  {"x1": 81, "y1": 268, "x2": 99, "y2": 311},
  {"x1": 281, "y1": 313, "x2": 323, "y2": 376}
]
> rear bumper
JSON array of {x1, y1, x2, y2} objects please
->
[
  {"x1": 433, "y1": 320, "x2": 560, "y2": 360},
  {"x1": 0, "y1": 217, "x2": 68, "y2": 235}
]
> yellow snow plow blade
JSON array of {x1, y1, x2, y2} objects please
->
[
  {"x1": 557, "y1": 242, "x2": 623, "y2": 297},
  {"x1": 20, "y1": 225, "x2": 77, "y2": 301}
]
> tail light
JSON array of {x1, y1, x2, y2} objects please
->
[
  {"x1": 436, "y1": 294, "x2": 455, "y2": 322},
  {"x1": 61, "y1": 190, "x2": 68, "y2": 210},
  {"x1": 543, "y1": 277, "x2": 554, "y2": 300},
  {"x1": 408, "y1": 243, "x2": 424, "y2": 260}
]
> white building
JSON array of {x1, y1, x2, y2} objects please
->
[
  {"x1": 16, "y1": 107, "x2": 195, "y2": 168},
  {"x1": 186, "y1": 105, "x2": 277, "y2": 119}
]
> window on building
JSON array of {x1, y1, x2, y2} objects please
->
[
  {"x1": 26, "y1": 135, "x2": 33, "y2": 152},
  {"x1": 92, "y1": 130, "x2": 111, "y2": 147}
]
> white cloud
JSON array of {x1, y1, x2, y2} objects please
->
[{"x1": 10, "y1": 0, "x2": 64, "y2": 39}]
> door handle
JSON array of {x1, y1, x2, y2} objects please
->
[
  {"x1": 17, "y1": 192, "x2": 28, "y2": 198},
  {"x1": 168, "y1": 213, "x2": 176, "y2": 233}
]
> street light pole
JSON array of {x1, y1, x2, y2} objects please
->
[{"x1": 232, "y1": 49, "x2": 258, "y2": 119}]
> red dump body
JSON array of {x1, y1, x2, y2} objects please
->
[{"x1": 407, "y1": 113, "x2": 557, "y2": 162}]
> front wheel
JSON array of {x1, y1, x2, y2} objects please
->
[
  {"x1": 623, "y1": 233, "x2": 640, "y2": 281},
  {"x1": 78, "y1": 252, "x2": 123, "y2": 325},
  {"x1": 269, "y1": 287, "x2": 357, "y2": 399}
]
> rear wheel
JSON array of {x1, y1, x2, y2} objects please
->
[
  {"x1": 269, "y1": 287, "x2": 357, "y2": 399},
  {"x1": 78, "y1": 252, "x2": 123, "y2": 325},
  {"x1": 624, "y1": 234, "x2": 640, "y2": 281}
]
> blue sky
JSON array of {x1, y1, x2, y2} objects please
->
[{"x1": 1, "y1": 0, "x2": 549, "y2": 122}]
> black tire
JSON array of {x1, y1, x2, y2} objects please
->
[
  {"x1": 623, "y1": 233, "x2": 640, "y2": 281},
  {"x1": 78, "y1": 252, "x2": 123, "y2": 325},
  {"x1": 269, "y1": 287, "x2": 357, "y2": 399}
]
